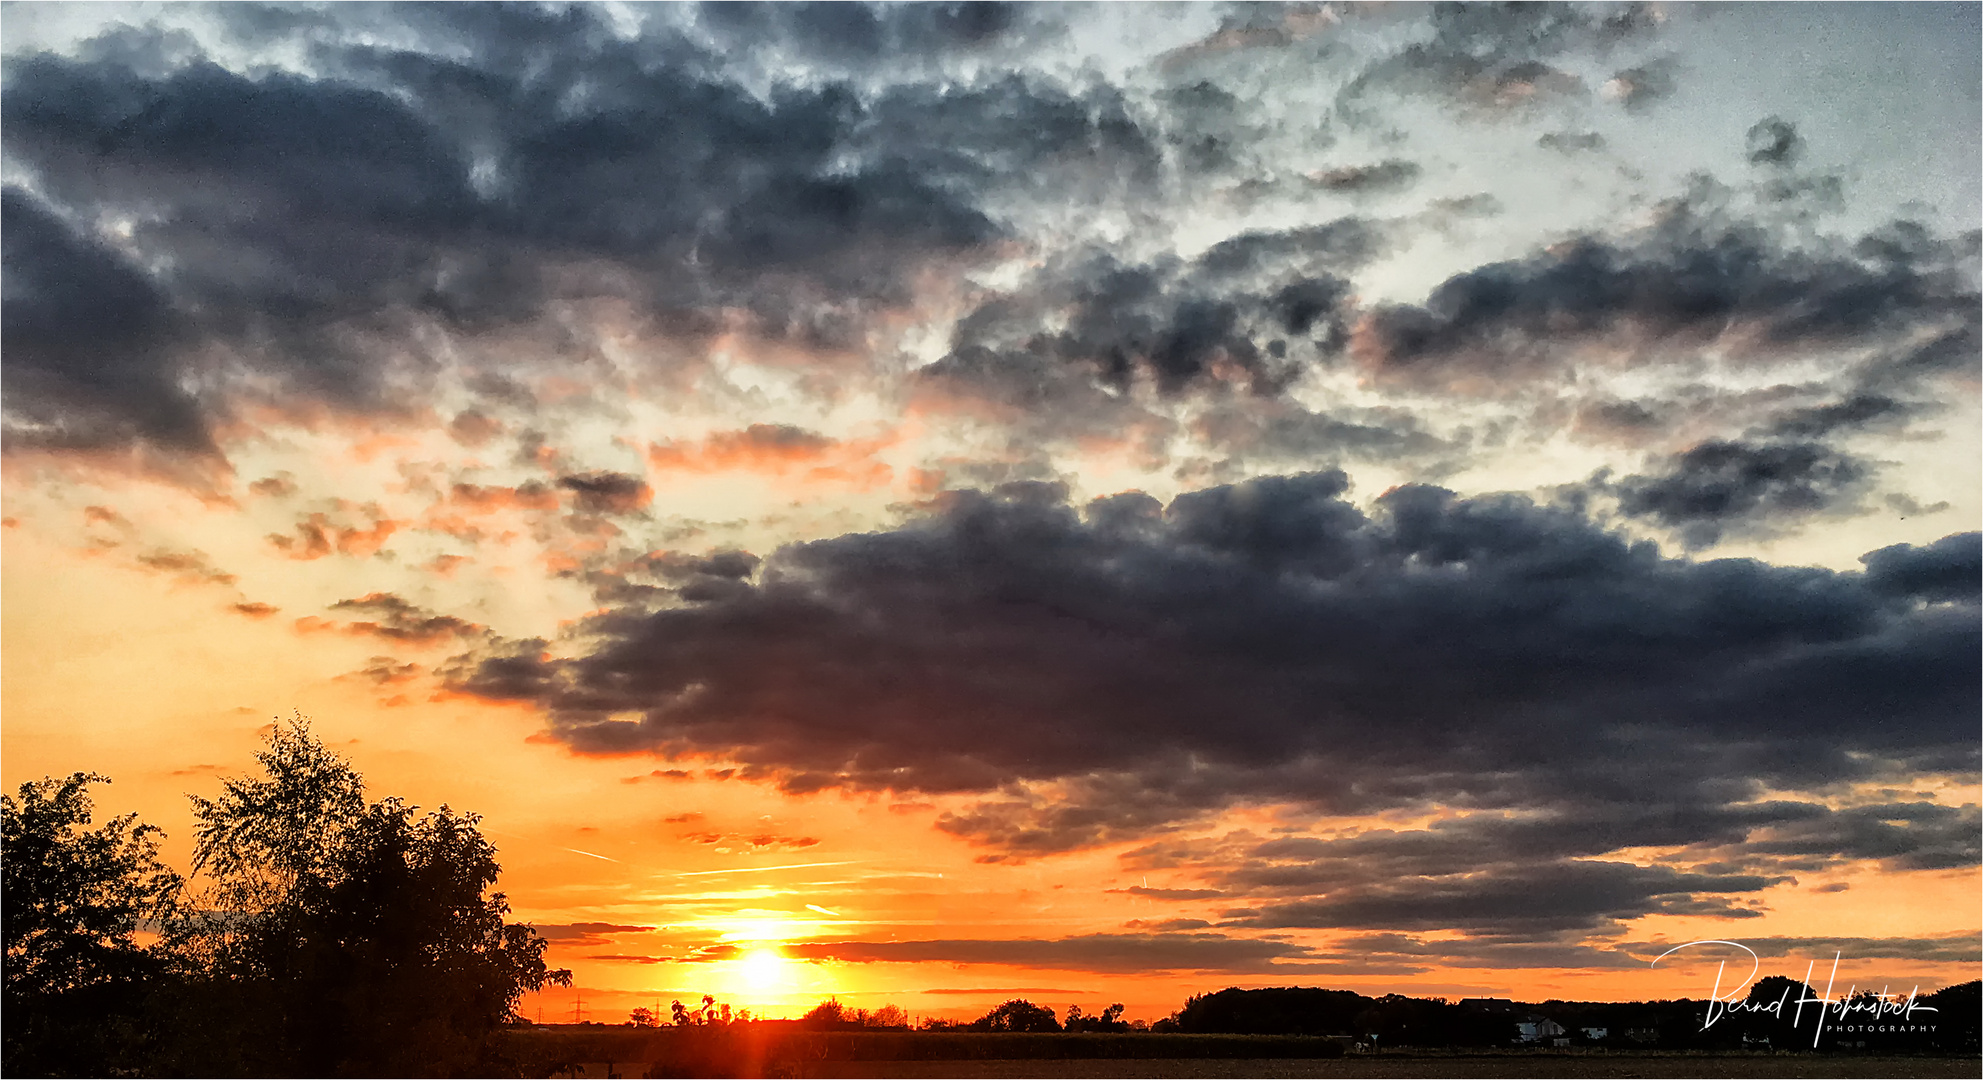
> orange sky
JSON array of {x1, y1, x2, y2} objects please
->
[{"x1": 4, "y1": 0, "x2": 1979, "y2": 1034}]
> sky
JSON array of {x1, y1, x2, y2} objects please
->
[{"x1": 2, "y1": 1, "x2": 1978, "y2": 1025}]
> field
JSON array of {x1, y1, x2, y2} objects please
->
[
  {"x1": 798, "y1": 1053, "x2": 1980, "y2": 1079},
  {"x1": 509, "y1": 1030, "x2": 1976, "y2": 1079}
]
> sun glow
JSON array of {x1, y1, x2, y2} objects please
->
[{"x1": 738, "y1": 946, "x2": 791, "y2": 992}]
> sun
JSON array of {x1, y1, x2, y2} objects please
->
[{"x1": 737, "y1": 945, "x2": 792, "y2": 992}]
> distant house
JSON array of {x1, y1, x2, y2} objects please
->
[
  {"x1": 1580, "y1": 1026, "x2": 1609, "y2": 1042},
  {"x1": 1514, "y1": 1015, "x2": 1567, "y2": 1045},
  {"x1": 1624, "y1": 1026, "x2": 1660, "y2": 1044}
]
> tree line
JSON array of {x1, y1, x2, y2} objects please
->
[{"x1": 2, "y1": 718, "x2": 569, "y2": 1077}]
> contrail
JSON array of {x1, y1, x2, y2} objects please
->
[
  {"x1": 564, "y1": 847, "x2": 620, "y2": 862},
  {"x1": 805, "y1": 904, "x2": 841, "y2": 917}
]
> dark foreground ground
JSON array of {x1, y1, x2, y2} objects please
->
[
  {"x1": 514, "y1": 1031, "x2": 1976, "y2": 1079},
  {"x1": 796, "y1": 1053, "x2": 1979, "y2": 1079}
]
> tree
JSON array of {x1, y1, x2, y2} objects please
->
[
  {"x1": 2, "y1": 773, "x2": 181, "y2": 1075},
  {"x1": 164, "y1": 717, "x2": 571, "y2": 1076},
  {"x1": 971, "y1": 998, "x2": 1061, "y2": 1032},
  {"x1": 630, "y1": 1006, "x2": 658, "y2": 1027},
  {"x1": 1066, "y1": 1003, "x2": 1128, "y2": 1032}
]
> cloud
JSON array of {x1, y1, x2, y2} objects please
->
[
  {"x1": 1349, "y1": 203, "x2": 1978, "y2": 397},
  {"x1": 782, "y1": 932, "x2": 1320, "y2": 974},
  {"x1": 1603, "y1": 60, "x2": 1676, "y2": 111},
  {"x1": 530, "y1": 922, "x2": 656, "y2": 947},
  {"x1": 1338, "y1": 3, "x2": 1662, "y2": 117},
  {"x1": 315, "y1": 592, "x2": 484, "y2": 646},
  {"x1": 678, "y1": 831, "x2": 821, "y2": 852},
  {"x1": 647, "y1": 426, "x2": 893, "y2": 488},
  {"x1": 1538, "y1": 130, "x2": 1606, "y2": 153},
  {"x1": 1605, "y1": 439, "x2": 1874, "y2": 548},
  {"x1": 444, "y1": 475, "x2": 1978, "y2": 869},
  {"x1": 4, "y1": 4, "x2": 1081, "y2": 465},
  {"x1": 1308, "y1": 160, "x2": 1422, "y2": 195},
  {"x1": 134, "y1": 548, "x2": 237, "y2": 587},
  {"x1": 917, "y1": 220, "x2": 1383, "y2": 429},
  {"x1": 268, "y1": 505, "x2": 403, "y2": 559},
  {"x1": 1746, "y1": 116, "x2": 1804, "y2": 166},
  {"x1": 557, "y1": 471, "x2": 653, "y2": 515},
  {"x1": 0, "y1": 187, "x2": 211, "y2": 459}
]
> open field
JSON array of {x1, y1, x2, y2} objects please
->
[{"x1": 797, "y1": 1053, "x2": 1981, "y2": 1079}]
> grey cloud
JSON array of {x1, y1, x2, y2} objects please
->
[
  {"x1": 328, "y1": 592, "x2": 483, "y2": 645},
  {"x1": 1605, "y1": 60, "x2": 1676, "y2": 111},
  {"x1": 1309, "y1": 160, "x2": 1422, "y2": 195},
  {"x1": 1747, "y1": 116, "x2": 1804, "y2": 166},
  {"x1": 1622, "y1": 934, "x2": 1982, "y2": 965},
  {"x1": 1860, "y1": 533, "x2": 1983, "y2": 603},
  {"x1": 920, "y1": 220, "x2": 1382, "y2": 424},
  {"x1": 1339, "y1": 3, "x2": 1661, "y2": 116},
  {"x1": 0, "y1": 187, "x2": 210, "y2": 457},
  {"x1": 1538, "y1": 130, "x2": 1606, "y2": 153},
  {"x1": 557, "y1": 472, "x2": 653, "y2": 515},
  {"x1": 783, "y1": 932, "x2": 1316, "y2": 974},
  {"x1": 443, "y1": 474, "x2": 1978, "y2": 865},
  {"x1": 1607, "y1": 439, "x2": 1874, "y2": 548},
  {"x1": 3, "y1": 5, "x2": 1057, "y2": 454},
  {"x1": 1350, "y1": 202, "x2": 1978, "y2": 417},
  {"x1": 531, "y1": 922, "x2": 656, "y2": 946},
  {"x1": 1229, "y1": 860, "x2": 1776, "y2": 936}
]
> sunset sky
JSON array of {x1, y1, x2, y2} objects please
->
[{"x1": 3, "y1": 1, "x2": 1978, "y2": 1026}]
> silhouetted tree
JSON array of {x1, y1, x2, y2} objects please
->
[
  {"x1": 1925, "y1": 980, "x2": 1980, "y2": 1052},
  {"x1": 972, "y1": 998, "x2": 1061, "y2": 1032},
  {"x1": 1066, "y1": 1003, "x2": 1128, "y2": 1032},
  {"x1": 2, "y1": 773, "x2": 181, "y2": 1075},
  {"x1": 1172, "y1": 986, "x2": 1370, "y2": 1035},
  {"x1": 159, "y1": 717, "x2": 570, "y2": 1076}
]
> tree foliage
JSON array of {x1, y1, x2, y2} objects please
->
[
  {"x1": 162, "y1": 717, "x2": 571, "y2": 1076},
  {"x1": 2, "y1": 773, "x2": 182, "y2": 1075},
  {"x1": 971, "y1": 998, "x2": 1061, "y2": 1032}
]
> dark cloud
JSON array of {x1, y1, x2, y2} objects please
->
[
  {"x1": 444, "y1": 475, "x2": 1978, "y2": 867},
  {"x1": 1606, "y1": 439, "x2": 1873, "y2": 547},
  {"x1": 557, "y1": 471, "x2": 653, "y2": 515},
  {"x1": 1339, "y1": 3, "x2": 1661, "y2": 116},
  {"x1": 1351, "y1": 202, "x2": 1978, "y2": 396},
  {"x1": 134, "y1": 548, "x2": 237, "y2": 587},
  {"x1": 782, "y1": 933, "x2": 1318, "y2": 974},
  {"x1": 1746, "y1": 116, "x2": 1804, "y2": 166},
  {"x1": 694, "y1": 2, "x2": 1044, "y2": 69},
  {"x1": 323, "y1": 592, "x2": 483, "y2": 645},
  {"x1": 1190, "y1": 401, "x2": 1449, "y2": 466},
  {"x1": 1538, "y1": 130, "x2": 1606, "y2": 153},
  {"x1": 1763, "y1": 393, "x2": 1914, "y2": 439},
  {"x1": 1231, "y1": 860, "x2": 1776, "y2": 937},
  {"x1": 920, "y1": 220, "x2": 1382, "y2": 421},
  {"x1": 1623, "y1": 934, "x2": 1982, "y2": 965},
  {"x1": 6, "y1": 5, "x2": 1131, "y2": 459},
  {"x1": 1860, "y1": 533, "x2": 1983, "y2": 604},
  {"x1": 532, "y1": 921, "x2": 656, "y2": 947},
  {"x1": 1112, "y1": 886, "x2": 1226, "y2": 901},
  {"x1": 1604, "y1": 60, "x2": 1676, "y2": 111},
  {"x1": 0, "y1": 187, "x2": 210, "y2": 458},
  {"x1": 1309, "y1": 160, "x2": 1422, "y2": 195}
]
